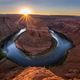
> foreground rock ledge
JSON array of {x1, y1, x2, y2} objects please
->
[
  {"x1": 13, "y1": 67, "x2": 64, "y2": 80},
  {"x1": 16, "y1": 26, "x2": 53, "y2": 56}
]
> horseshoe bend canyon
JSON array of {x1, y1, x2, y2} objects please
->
[{"x1": 0, "y1": 14, "x2": 80, "y2": 80}]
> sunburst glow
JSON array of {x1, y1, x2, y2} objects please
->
[
  {"x1": 19, "y1": 8, "x2": 32, "y2": 15},
  {"x1": 17, "y1": 8, "x2": 34, "y2": 28}
]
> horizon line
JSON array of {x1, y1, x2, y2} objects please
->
[{"x1": 0, "y1": 13, "x2": 80, "y2": 17}]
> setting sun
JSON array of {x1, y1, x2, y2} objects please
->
[{"x1": 19, "y1": 8, "x2": 32, "y2": 15}]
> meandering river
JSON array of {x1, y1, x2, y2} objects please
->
[{"x1": 1, "y1": 28, "x2": 73, "y2": 66}]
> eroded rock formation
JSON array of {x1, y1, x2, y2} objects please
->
[
  {"x1": 13, "y1": 67, "x2": 63, "y2": 80},
  {"x1": 16, "y1": 18, "x2": 52, "y2": 56}
]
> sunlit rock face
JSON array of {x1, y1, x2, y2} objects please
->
[
  {"x1": 13, "y1": 67, "x2": 64, "y2": 80},
  {"x1": 16, "y1": 26, "x2": 52, "y2": 56}
]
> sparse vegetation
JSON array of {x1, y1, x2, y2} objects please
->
[{"x1": 0, "y1": 49, "x2": 5, "y2": 60}]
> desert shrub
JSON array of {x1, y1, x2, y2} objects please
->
[{"x1": 0, "y1": 49, "x2": 5, "y2": 60}]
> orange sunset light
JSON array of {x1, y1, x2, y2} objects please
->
[{"x1": 19, "y1": 8, "x2": 32, "y2": 15}]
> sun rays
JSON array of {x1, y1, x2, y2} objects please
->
[
  {"x1": 16, "y1": 8, "x2": 43, "y2": 29},
  {"x1": 17, "y1": 14, "x2": 35, "y2": 28},
  {"x1": 16, "y1": 8, "x2": 34, "y2": 27}
]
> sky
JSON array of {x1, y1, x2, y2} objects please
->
[{"x1": 0, "y1": 0, "x2": 80, "y2": 15}]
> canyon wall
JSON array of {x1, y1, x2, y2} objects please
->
[{"x1": 0, "y1": 15, "x2": 80, "y2": 79}]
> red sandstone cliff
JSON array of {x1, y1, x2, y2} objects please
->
[
  {"x1": 13, "y1": 67, "x2": 63, "y2": 80},
  {"x1": 0, "y1": 15, "x2": 80, "y2": 80}
]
